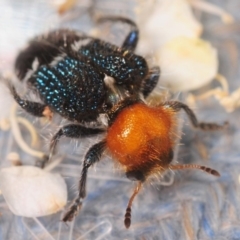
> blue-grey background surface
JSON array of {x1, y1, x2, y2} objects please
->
[{"x1": 0, "y1": 0, "x2": 240, "y2": 239}]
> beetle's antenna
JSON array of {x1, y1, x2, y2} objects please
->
[
  {"x1": 170, "y1": 164, "x2": 220, "y2": 177},
  {"x1": 124, "y1": 181, "x2": 142, "y2": 229}
]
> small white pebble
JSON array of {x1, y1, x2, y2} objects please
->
[
  {"x1": 0, "y1": 166, "x2": 67, "y2": 217},
  {"x1": 156, "y1": 36, "x2": 218, "y2": 92},
  {"x1": 137, "y1": 0, "x2": 203, "y2": 54}
]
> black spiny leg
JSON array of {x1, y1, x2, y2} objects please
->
[
  {"x1": 62, "y1": 140, "x2": 106, "y2": 222},
  {"x1": 142, "y1": 66, "x2": 160, "y2": 98},
  {"x1": 48, "y1": 124, "x2": 105, "y2": 162},
  {"x1": 97, "y1": 16, "x2": 139, "y2": 51},
  {"x1": 165, "y1": 101, "x2": 228, "y2": 130},
  {"x1": 9, "y1": 85, "x2": 48, "y2": 117},
  {"x1": 121, "y1": 19, "x2": 138, "y2": 51}
]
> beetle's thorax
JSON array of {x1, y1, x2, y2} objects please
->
[{"x1": 106, "y1": 102, "x2": 177, "y2": 180}]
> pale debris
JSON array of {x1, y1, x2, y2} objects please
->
[
  {"x1": 136, "y1": 0, "x2": 237, "y2": 107},
  {"x1": 136, "y1": 0, "x2": 203, "y2": 54},
  {"x1": 10, "y1": 103, "x2": 45, "y2": 159},
  {"x1": 7, "y1": 152, "x2": 22, "y2": 166},
  {"x1": 0, "y1": 166, "x2": 67, "y2": 217},
  {"x1": 220, "y1": 88, "x2": 240, "y2": 112},
  {"x1": 189, "y1": 0, "x2": 234, "y2": 24},
  {"x1": 55, "y1": 0, "x2": 77, "y2": 14},
  {"x1": 16, "y1": 117, "x2": 39, "y2": 147},
  {"x1": 190, "y1": 75, "x2": 240, "y2": 113},
  {"x1": 0, "y1": 118, "x2": 10, "y2": 131},
  {"x1": 0, "y1": 81, "x2": 14, "y2": 131},
  {"x1": 156, "y1": 36, "x2": 218, "y2": 92}
]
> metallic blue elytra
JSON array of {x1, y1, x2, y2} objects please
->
[
  {"x1": 78, "y1": 39, "x2": 149, "y2": 86},
  {"x1": 13, "y1": 17, "x2": 160, "y2": 123},
  {"x1": 28, "y1": 56, "x2": 106, "y2": 122}
]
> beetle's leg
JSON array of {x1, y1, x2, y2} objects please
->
[
  {"x1": 97, "y1": 16, "x2": 139, "y2": 51},
  {"x1": 62, "y1": 140, "x2": 106, "y2": 222},
  {"x1": 142, "y1": 66, "x2": 160, "y2": 98},
  {"x1": 9, "y1": 85, "x2": 50, "y2": 118},
  {"x1": 122, "y1": 23, "x2": 139, "y2": 51},
  {"x1": 48, "y1": 124, "x2": 105, "y2": 162},
  {"x1": 164, "y1": 101, "x2": 228, "y2": 130}
]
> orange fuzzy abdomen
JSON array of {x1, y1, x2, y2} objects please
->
[{"x1": 106, "y1": 103, "x2": 176, "y2": 171}]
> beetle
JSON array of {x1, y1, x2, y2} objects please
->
[
  {"x1": 9, "y1": 16, "x2": 226, "y2": 228},
  {"x1": 12, "y1": 17, "x2": 160, "y2": 122}
]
